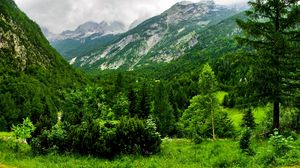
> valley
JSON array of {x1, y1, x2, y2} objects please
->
[{"x1": 0, "y1": 0, "x2": 299, "y2": 167}]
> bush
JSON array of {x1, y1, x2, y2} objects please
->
[
  {"x1": 30, "y1": 117, "x2": 161, "y2": 157},
  {"x1": 268, "y1": 129, "x2": 294, "y2": 157},
  {"x1": 115, "y1": 116, "x2": 161, "y2": 155},
  {"x1": 239, "y1": 128, "x2": 253, "y2": 155},
  {"x1": 12, "y1": 117, "x2": 35, "y2": 151}
]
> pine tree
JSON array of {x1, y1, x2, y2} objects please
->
[
  {"x1": 128, "y1": 87, "x2": 138, "y2": 117},
  {"x1": 154, "y1": 81, "x2": 175, "y2": 137},
  {"x1": 139, "y1": 83, "x2": 151, "y2": 119},
  {"x1": 241, "y1": 108, "x2": 256, "y2": 129},
  {"x1": 236, "y1": 0, "x2": 300, "y2": 129},
  {"x1": 115, "y1": 73, "x2": 124, "y2": 93}
]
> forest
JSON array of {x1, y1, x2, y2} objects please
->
[{"x1": 0, "y1": 0, "x2": 299, "y2": 167}]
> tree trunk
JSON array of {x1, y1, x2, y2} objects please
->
[
  {"x1": 211, "y1": 97, "x2": 216, "y2": 140},
  {"x1": 212, "y1": 110, "x2": 216, "y2": 140},
  {"x1": 273, "y1": 100, "x2": 280, "y2": 130}
]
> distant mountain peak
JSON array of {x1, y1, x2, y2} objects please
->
[
  {"x1": 48, "y1": 21, "x2": 126, "y2": 41},
  {"x1": 177, "y1": 1, "x2": 194, "y2": 6}
]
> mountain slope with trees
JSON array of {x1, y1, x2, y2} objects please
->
[{"x1": 0, "y1": 0, "x2": 87, "y2": 131}]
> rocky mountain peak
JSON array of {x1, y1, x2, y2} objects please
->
[
  {"x1": 164, "y1": 0, "x2": 216, "y2": 25},
  {"x1": 75, "y1": 21, "x2": 101, "y2": 33},
  {"x1": 48, "y1": 21, "x2": 126, "y2": 41}
]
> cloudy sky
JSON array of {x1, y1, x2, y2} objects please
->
[{"x1": 14, "y1": 0, "x2": 247, "y2": 34}]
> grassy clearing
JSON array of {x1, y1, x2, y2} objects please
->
[
  {"x1": 216, "y1": 91, "x2": 268, "y2": 131},
  {"x1": 0, "y1": 137, "x2": 299, "y2": 168}
]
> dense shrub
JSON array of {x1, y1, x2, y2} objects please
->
[
  {"x1": 30, "y1": 117, "x2": 161, "y2": 157},
  {"x1": 116, "y1": 116, "x2": 161, "y2": 155},
  {"x1": 239, "y1": 128, "x2": 253, "y2": 154},
  {"x1": 268, "y1": 129, "x2": 294, "y2": 157}
]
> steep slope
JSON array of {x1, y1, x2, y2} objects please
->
[
  {"x1": 0, "y1": 0, "x2": 86, "y2": 131},
  {"x1": 48, "y1": 21, "x2": 125, "y2": 61},
  {"x1": 63, "y1": 0, "x2": 241, "y2": 70},
  {"x1": 133, "y1": 12, "x2": 246, "y2": 80}
]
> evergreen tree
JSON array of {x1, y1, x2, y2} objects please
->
[
  {"x1": 139, "y1": 83, "x2": 151, "y2": 119},
  {"x1": 128, "y1": 87, "x2": 138, "y2": 117},
  {"x1": 154, "y1": 81, "x2": 175, "y2": 137},
  {"x1": 241, "y1": 108, "x2": 256, "y2": 129},
  {"x1": 236, "y1": 0, "x2": 300, "y2": 129},
  {"x1": 115, "y1": 73, "x2": 124, "y2": 93}
]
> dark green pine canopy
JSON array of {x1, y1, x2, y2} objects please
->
[{"x1": 236, "y1": 0, "x2": 300, "y2": 129}]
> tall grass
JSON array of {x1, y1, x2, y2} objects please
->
[{"x1": 0, "y1": 137, "x2": 299, "y2": 168}]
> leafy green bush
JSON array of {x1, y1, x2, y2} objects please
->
[
  {"x1": 12, "y1": 117, "x2": 35, "y2": 151},
  {"x1": 268, "y1": 129, "x2": 294, "y2": 157},
  {"x1": 115, "y1": 116, "x2": 161, "y2": 155},
  {"x1": 30, "y1": 116, "x2": 161, "y2": 157}
]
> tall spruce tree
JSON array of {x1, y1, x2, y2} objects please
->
[
  {"x1": 154, "y1": 81, "x2": 175, "y2": 137},
  {"x1": 236, "y1": 0, "x2": 300, "y2": 129},
  {"x1": 128, "y1": 87, "x2": 138, "y2": 117},
  {"x1": 139, "y1": 82, "x2": 151, "y2": 119}
]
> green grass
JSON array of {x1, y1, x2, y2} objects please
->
[
  {"x1": 216, "y1": 91, "x2": 269, "y2": 131},
  {"x1": 0, "y1": 132, "x2": 12, "y2": 138},
  {"x1": 0, "y1": 137, "x2": 299, "y2": 168}
]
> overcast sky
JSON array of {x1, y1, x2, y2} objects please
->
[{"x1": 14, "y1": 0, "x2": 248, "y2": 34}]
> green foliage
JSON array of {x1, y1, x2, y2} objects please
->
[
  {"x1": 112, "y1": 93, "x2": 129, "y2": 118},
  {"x1": 199, "y1": 64, "x2": 218, "y2": 95},
  {"x1": 236, "y1": 0, "x2": 300, "y2": 129},
  {"x1": 128, "y1": 86, "x2": 138, "y2": 117},
  {"x1": 241, "y1": 108, "x2": 256, "y2": 129},
  {"x1": 181, "y1": 95, "x2": 235, "y2": 139},
  {"x1": 115, "y1": 116, "x2": 161, "y2": 155},
  {"x1": 12, "y1": 117, "x2": 35, "y2": 151},
  {"x1": 62, "y1": 86, "x2": 111, "y2": 124},
  {"x1": 154, "y1": 82, "x2": 175, "y2": 137},
  {"x1": 31, "y1": 117, "x2": 162, "y2": 157},
  {"x1": 12, "y1": 117, "x2": 36, "y2": 141},
  {"x1": 222, "y1": 93, "x2": 235, "y2": 108},
  {"x1": 239, "y1": 128, "x2": 253, "y2": 155},
  {"x1": 138, "y1": 83, "x2": 151, "y2": 119},
  {"x1": 269, "y1": 129, "x2": 295, "y2": 157}
]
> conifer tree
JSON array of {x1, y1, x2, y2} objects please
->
[
  {"x1": 139, "y1": 83, "x2": 151, "y2": 119},
  {"x1": 128, "y1": 87, "x2": 138, "y2": 117},
  {"x1": 154, "y1": 81, "x2": 175, "y2": 137},
  {"x1": 241, "y1": 108, "x2": 256, "y2": 129},
  {"x1": 236, "y1": 0, "x2": 300, "y2": 129}
]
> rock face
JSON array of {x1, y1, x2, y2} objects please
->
[
  {"x1": 51, "y1": 1, "x2": 243, "y2": 70},
  {"x1": 52, "y1": 21, "x2": 126, "y2": 41},
  {"x1": 0, "y1": 0, "x2": 80, "y2": 75}
]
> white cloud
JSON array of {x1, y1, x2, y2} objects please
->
[{"x1": 14, "y1": 0, "x2": 247, "y2": 33}]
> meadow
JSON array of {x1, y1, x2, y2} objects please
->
[{"x1": 1, "y1": 105, "x2": 299, "y2": 168}]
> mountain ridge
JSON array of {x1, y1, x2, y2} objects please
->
[{"x1": 64, "y1": 1, "x2": 242, "y2": 70}]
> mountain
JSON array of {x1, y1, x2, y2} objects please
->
[
  {"x1": 41, "y1": 27, "x2": 60, "y2": 42},
  {"x1": 0, "y1": 0, "x2": 86, "y2": 130},
  {"x1": 48, "y1": 21, "x2": 126, "y2": 41},
  {"x1": 54, "y1": 0, "x2": 242, "y2": 70}
]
